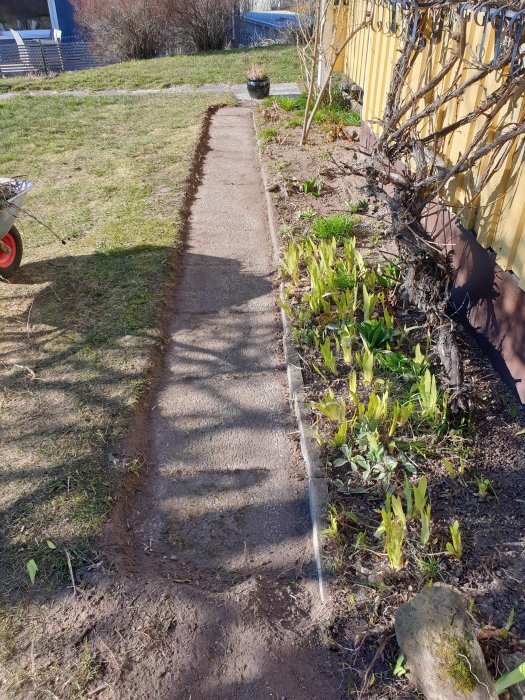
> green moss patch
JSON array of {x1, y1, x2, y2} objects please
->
[{"x1": 437, "y1": 634, "x2": 477, "y2": 694}]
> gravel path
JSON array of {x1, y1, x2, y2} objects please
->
[
  {"x1": 108, "y1": 105, "x2": 343, "y2": 698},
  {"x1": 0, "y1": 82, "x2": 300, "y2": 101}
]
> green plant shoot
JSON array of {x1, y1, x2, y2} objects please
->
[
  {"x1": 302, "y1": 177, "x2": 322, "y2": 196},
  {"x1": 282, "y1": 241, "x2": 301, "y2": 284},
  {"x1": 403, "y1": 475, "x2": 413, "y2": 519},
  {"x1": 393, "y1": 655, "x2": 407, "y2": 677},
  {"x1": 320, "y1": 336, "x2": 338, "y2": 376},
  {"x1": 356, "y1": 347, "x2": 374, "y2": 385},
  {"x1": 375, "y1": 494, "x2": 405, "y2": 570},
  {"x1": 420, "y1": 505, "x2": 431, "y2": 546},
  {"x1": 494, "y1": 661, "x2": 525, "y2": 695},
  {"x1": 330, "y1": 420, "x2": 348, "y2": 448},
  {"x1": 446, "y1": 520, "x2": 463, "y2": 560},
  {"x1": 413, "y1": 476, "x2": 428, "y2": 519}
]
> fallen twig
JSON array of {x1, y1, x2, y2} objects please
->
[
  {"x1": 65, "y1": 549, "x2": 77, "y2": 596},
  {"x1": 87, "y1": 684, "x2": 109, "y2": 697},
  {"x1": 358, "y1": 634, "x2": 394, "y2": 698}
]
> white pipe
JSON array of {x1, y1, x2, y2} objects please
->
[
  {"x1": 317, "y1": 0, "x2": 328, "y2": 88},
  {"x1": 48, "y1": 0, "x2": 59, "y2": 32}
]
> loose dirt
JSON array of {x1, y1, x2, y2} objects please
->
[
  {"x1": 1, "y1": 106, "x2": 345, "y2": 699},
  {"x1": 259, "y1": 108, "x2": 525, "y2": 698}
]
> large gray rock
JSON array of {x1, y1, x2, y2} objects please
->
[{"x1": 395, "y1": 584, "x2": 497, "y2": 700}]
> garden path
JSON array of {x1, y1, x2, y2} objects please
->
[
  {"x1": 0, "y1": 82, "x2": 300, "y2": 101},
  {"x1": 108, "y1": 105, "x2": 343, "y2": 699}
]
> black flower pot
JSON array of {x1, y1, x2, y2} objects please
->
[{"x1": 247, "y1": 78, "x2": 270, "y2": 100}]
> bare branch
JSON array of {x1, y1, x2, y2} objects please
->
[{"x1": 301, "y1": 15, "x2": 370, "y2": 144}]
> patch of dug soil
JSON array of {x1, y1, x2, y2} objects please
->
[
  {"x1": 260, "y1": 110, "x2": 525, "y2": 698},
  {"x1": 2, "y1": 568, "x2": 344, "y2": 700}
]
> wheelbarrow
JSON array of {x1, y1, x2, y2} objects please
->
[{"x1": 0, "y1": 178, "x2": 32, "y2": 279}]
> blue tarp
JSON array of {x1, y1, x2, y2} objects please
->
[
  {"x1": 243, "y1": 11, "x2": 299, "y2": 28},
  {"x1": 55, "y1": 0, "x2": 79, "y2": 38}
]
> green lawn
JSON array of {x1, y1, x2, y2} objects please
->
[
  {"x1": 0, "y1": 91, "x2": 231, "y2": 604},
  {"x1": 0, "y1": 44, "x2": 300, "y2": 94}
]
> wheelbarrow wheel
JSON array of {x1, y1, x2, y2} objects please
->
[{"x1": 0, "y1": 225, "x2": 23, "y2": 279}]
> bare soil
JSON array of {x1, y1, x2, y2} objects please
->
[{"x1": 259, "y1": 112, "x2": 525, "y2": 698}]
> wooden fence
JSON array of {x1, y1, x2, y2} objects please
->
[{"x1": 331, "y1": 0, "x2": 525, "y2": 290}]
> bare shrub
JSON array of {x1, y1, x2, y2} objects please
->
[
  {"x1": 70, "y1": 0, "x2": 179, "y2": 61},
  {"x1": 340, "y1": 2, "x2": 525, "y2": 394},
  {"x1": 172, "y1": 0, "x2": 237, "y2": 52}
]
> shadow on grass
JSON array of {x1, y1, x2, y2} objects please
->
[
  {"x1": 1, "y1": 245, "x2": 169, "y2": 598},
  {"x1": 0, "y1": 244, "x2": 280, "y2": 601}
]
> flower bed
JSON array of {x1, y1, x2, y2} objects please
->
[{"x1": 258, "y1": 96, "x2": 525, "y2": 698}]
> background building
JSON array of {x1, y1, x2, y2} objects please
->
[{"x1": 0, "y1": 0, "x2": 79, "y2": 40}]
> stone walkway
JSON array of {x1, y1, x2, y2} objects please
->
[
  {"x1": 0, "y1": 82, "x2": 300, "y2": 101},
  {"x1": 114, "y1": 105, "x2": 344, "y2": 698}
]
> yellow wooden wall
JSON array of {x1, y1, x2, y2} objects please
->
[
  {"x1": 337, "y1": 1, "x2": 525, "y2": 290},
  {"x1": 343, "y1": 0, "x2": 370, "y2": 89}
]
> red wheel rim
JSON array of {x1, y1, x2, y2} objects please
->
[{"x1": 0, "y1": 232, "x2": 16, "y2": 269}]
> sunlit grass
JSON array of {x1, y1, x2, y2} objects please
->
[
  {"x1": 0, "y1": 45, "x2": 300, "y2": 93},
  {"x1": 0, "y1": 92, "x2": 232, "y2": 598}
]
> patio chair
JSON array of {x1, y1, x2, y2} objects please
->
[{"x1": 38, "y1": 29, "x2": 64, "y2": 72}]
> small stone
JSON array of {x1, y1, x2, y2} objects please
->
[{"x1": 395, "y1": 584, "x2": 497, "y2": 700}]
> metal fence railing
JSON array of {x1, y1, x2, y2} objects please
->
[{"x1": 0, "y1": 37, "x2": 106, "y2": 78}]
